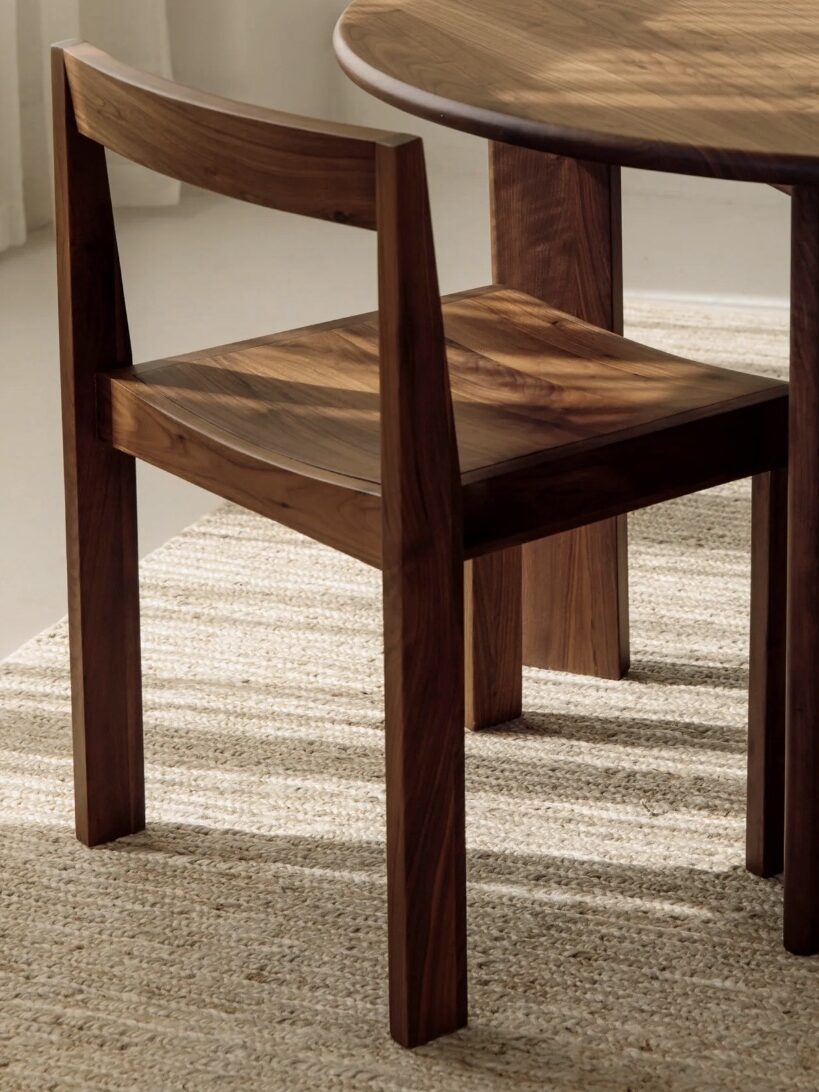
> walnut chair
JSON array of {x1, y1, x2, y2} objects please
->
[{"x1": 53, "y1": 42, "x2": 787, "y2": 1048}]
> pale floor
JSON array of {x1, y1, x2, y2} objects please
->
[{"x1": 0, "y1": 167, "x2": 790, "y2": 657}]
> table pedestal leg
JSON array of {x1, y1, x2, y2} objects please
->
[
  {"x1": 465, "y1": 552, "x2": 522, "y2": 729},
  {"x1": 785, "y1": 183, "x2": 819, "y2": 954},
  {"x1": 487, "y1": 144, "x2": 629, "y2": 679},
  {"x1": 522, "y1": 518, "x2": 629, "y2": 677}
]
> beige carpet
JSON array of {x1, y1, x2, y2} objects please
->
[{"x1": 2, "y1": 300, "x2": 815, "y2": 1091}]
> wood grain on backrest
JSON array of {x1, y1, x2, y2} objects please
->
[
  {"x1": 53, "y1": 41, "x2": 458, "y2": 492},
  {"x1": 56, "y1": 41, "x2": 403, "y2": 229}
]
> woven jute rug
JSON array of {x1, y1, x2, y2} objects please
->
[{"x1": 2, "y1": 301, "x2": 816, "y2": 1091}]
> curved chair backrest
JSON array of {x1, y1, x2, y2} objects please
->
[
  {"x1": 51, "y1": 41, "x2": 462, "y2": 570},
  {"x1": 58, "y1": 40, "x2": 399, "y2": 228}
]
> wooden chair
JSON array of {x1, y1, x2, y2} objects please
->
[{"x1": 53, "y1": 42, "x2": 788, "y2": 1048}]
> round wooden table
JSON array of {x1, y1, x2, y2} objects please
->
[{"x1": 335, "y1": 0, "x2": 819, "y2": 955}]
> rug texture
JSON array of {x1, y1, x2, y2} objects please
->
[{"x1": 1, "y1": 300, "x2": 814, "y2": 1091}]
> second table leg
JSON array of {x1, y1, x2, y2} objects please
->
[{"x1": 489, "y1": 144, "x2": 629, "y2": 679}]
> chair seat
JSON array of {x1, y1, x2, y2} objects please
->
[
  {"x1": 99, "y1": 285, "x2": 786, "y2": 563},
  {"x1": 100, "y1": 286, "x2": 784, "y2": 493}
]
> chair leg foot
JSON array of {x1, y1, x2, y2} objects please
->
[
  {"x1": 746, "y1": 470, "x2": 786, "y2": 879},
  {"x1": 465, "y1": 548, "x2": 522, "y2": 730}
]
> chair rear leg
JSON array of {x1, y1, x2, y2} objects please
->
[
  {"x1": 746, "y1": 469, "x2": 787, "y2": 877},
  {"x1": 53, "y1": 49, "x2": 145, "y2": 847},
  {"x1": 383, "y1": 549, "x2": 468, "y2": 1047},
  {"x1": 65, "y1": 442, "x2": 144, "y2": 847}
]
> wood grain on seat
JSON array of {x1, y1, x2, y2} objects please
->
[
  {"x1": 99, "y1": 285, "x2": 786, "y2": 563},
  {"x1": 101, "y1": 286, "x2": 784, "y2": 489}
]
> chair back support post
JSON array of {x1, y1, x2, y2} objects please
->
[
  {"x1": 376, "y1": 137, "x2": 461, "y2": 547},
  {"x1": 52, "y1": 45, "x2": 144, "y2": 845},
  {"x1": 53, "y1": 47, "x2": 132, "y2": 385}
]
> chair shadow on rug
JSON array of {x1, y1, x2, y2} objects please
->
[
  {"x1": 626, "y1": 660, "x2": 749, "y2": 690},
  {"x1": 3, "y1": 817, "x2": 813, "y2": 1090}
]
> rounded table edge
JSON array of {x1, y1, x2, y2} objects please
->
[{"x1": 333, "y1": 11, "x2": 819, "y2": 188}]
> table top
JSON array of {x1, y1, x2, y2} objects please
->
[{"x1": 335, "y1": 0, "x2": 819, "y2": 185}]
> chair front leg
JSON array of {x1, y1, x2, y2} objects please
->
[{"x1": 383, "y1": 543, "x2": 468, "y2": 1047}]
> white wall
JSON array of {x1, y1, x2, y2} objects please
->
[{"x1": 168, "y1": 0, "x2": 345, "y2": 112}]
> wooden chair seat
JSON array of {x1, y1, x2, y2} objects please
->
[{"x1": 100, "y1": 284, "x2": 787, "y2": 565}]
